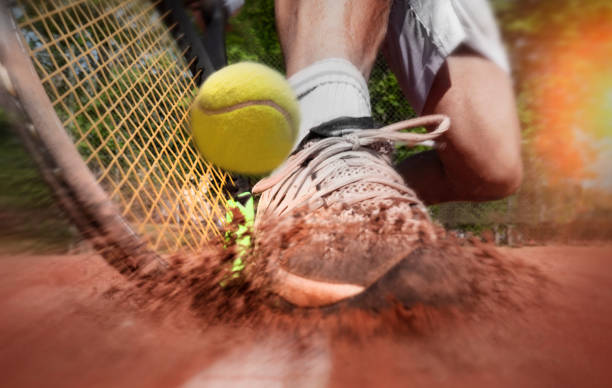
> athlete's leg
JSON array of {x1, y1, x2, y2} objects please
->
[
  {"x1": 383, "y1": 0, "x2": 522, "y2": 204},
  {"x1": 275, "y1": 0, "x2": 393, "y2": 143},
  {"x1": 275, "y1": 0, "x2": 392, "y2": 78},
  {"x1": 276, "y1": 1, "x2": 521, "y2": 205},
  {"x1": 260, "y1": 0, "x2": 448, "y2": 307},
  {"x1": 397, "y1": 47, "x2": 523, "y2": 204}
]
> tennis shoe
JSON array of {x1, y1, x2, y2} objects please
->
[{"x1": 252, "y1": 114, "x2": 450, "y2": 307}]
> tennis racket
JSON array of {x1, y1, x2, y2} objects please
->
[{"x1": 0, "y1": 0, "x2": 234, "y2": 275}]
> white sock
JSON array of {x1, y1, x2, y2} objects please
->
[{"x1": 288, "y1": 58, "x2": 371, "y2": 146}]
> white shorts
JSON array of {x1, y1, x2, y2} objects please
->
[{"x1": 382, "y1": 0, "x2": 510, "y2": 113}]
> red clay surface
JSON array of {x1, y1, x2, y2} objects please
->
[{"x1": 0, "y1": 244, "x2": 611, "y2": 387}]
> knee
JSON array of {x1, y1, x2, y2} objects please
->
[
  {"x1": 444, "y1": 117, "x2": 524, "y2": 202},
  {"x1": 482, "y1": 154, "x2": 523, "y2": 199},
  {"x1": 467, "y1": 145, "x2": 523, "y2": 201}
]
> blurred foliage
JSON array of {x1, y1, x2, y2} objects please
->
[
  {"x1": 226, "y1": 0, "x2": 282, "y2": 66},
  {"x1": 0, "y1": 124, "x2": 53, "y2": 209},
  {"x1": 369, "y1": 57, "x2": 416, "y2": 124},
  {"x1": 0, "y1": 109, "x2": 75, "y2": 252},
  {"x1": 493, "y1": 0, "x2": 612, "y2": 231},
  {"x1": 493, "y1": 0, "x2": 612, "y2": 36}
]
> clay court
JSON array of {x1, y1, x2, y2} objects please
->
[{"x1": 1, "y1": 243, "x2": 611, "y2": 387}]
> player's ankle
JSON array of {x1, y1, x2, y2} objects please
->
[{"x1": 288, "y1": 58, "x2": 372, "y2": 146}]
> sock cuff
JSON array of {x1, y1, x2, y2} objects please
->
[{"x1": 288, "y1": 58, "x2": 370, "y2": 109}]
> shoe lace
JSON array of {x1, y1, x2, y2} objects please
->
[{"x1": 253, "y1": 114, "x2": 450, "y2": 220}]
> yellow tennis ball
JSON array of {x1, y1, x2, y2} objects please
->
[{"x1": 191, "y1": 62, "x2": 300, "y2": 175}]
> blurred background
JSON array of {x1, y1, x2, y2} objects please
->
[{"x1": 1, "y1": 0, "x2": 611, "y2": 253}]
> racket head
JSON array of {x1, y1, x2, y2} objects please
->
[{"x1": 1, "y1": 0, "x2": 234, "y2": 271}]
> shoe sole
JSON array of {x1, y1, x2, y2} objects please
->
[
  {"x1": 270, "y1": 245, "x2": 463, "y2": 309},
  {"x1": 272, "y1": 266, "x2": 366, "y2": 307}
]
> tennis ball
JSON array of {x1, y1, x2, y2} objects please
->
[{"x1": 191, "y1": 62, "x2": 300, "y2": 175}]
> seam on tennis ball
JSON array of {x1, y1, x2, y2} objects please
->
[{"x1": 197, "y1": 99, "x2": 294, "y2": 132}]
